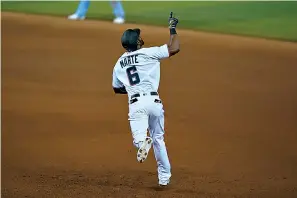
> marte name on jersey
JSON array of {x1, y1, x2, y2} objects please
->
[{"x1": 120, "y1": 54, "x2": 139, "y2": 68}]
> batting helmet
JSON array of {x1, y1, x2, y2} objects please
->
[{"x1": 121, "y1": 28, "x2": 143, "y2": 52}]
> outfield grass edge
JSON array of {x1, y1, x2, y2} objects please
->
[{"x1": 2, "y1": 10, "x2": 297, "y2": 43}]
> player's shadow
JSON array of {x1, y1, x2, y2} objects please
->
[
  {"x1": 147, "y1": 185, "x2": 170, "y2": 192},
  {"x1": 147, "y1": 185, "x2": 197, "y2": 194}
]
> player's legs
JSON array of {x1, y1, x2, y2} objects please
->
[
  {"x1": 148, "y1": 103, "x2": 171, "y2": 185},
  {"x1": 128, "y1": 105, "x2": 152, "y2": 162},
  {"x1": 110, "y1": 0, "x2": 125, "y2": 24},
  {"x1": 68, "y1": 0, "x2": 90, "y2": 20},
  {"x1": 75, "y1": 0, "x2": 90, "y2": 17}
]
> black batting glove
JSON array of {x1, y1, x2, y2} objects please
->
[{"x1": 168, "y1": 12, "x2": 179, "y2": 29}]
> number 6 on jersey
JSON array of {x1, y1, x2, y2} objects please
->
[{"x1": 126, "y1": 66, "x2": 140, "y2": 85}]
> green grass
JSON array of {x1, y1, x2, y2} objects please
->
[{"x1": 2, "y1": 1, "x2": 297, "y2": 41}]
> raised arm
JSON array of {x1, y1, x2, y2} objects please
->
[{"x1": 168, "y1": 12, "x2": 180, "y2": 57}]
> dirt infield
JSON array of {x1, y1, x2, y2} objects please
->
[{"x1": 2, "y1": 12, "x2": 297, "y2": 198}]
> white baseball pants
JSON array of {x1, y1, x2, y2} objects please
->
[{"x1": 128, "y1": 94, "x2": 171, "y2": 185}]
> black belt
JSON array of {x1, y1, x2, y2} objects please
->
[
  {"x1": 130, "y1": 92, "x2": 158, "y2": 99},
  {"x1": 129, "y1": 92, "x2": 160, "y2": 104}
]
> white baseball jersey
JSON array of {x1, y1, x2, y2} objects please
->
[{"x1": 112, "y1": 44, "x2": 169, "y2": 97}]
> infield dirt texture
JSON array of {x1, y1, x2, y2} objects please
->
[{"x1": 2, "y1": 12, "x2": 297, "y2": 198}]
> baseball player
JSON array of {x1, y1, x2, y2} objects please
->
[
  {"x1": 112, "y1": 12, "x2": 180, "y2": 187},
  {"x1": 68, "y1": 0, "x2": 125, "y2": 24}
]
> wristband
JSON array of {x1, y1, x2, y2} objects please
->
[{"x1": 170, "y1": 28, "x2": 177, "y2": 35}]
